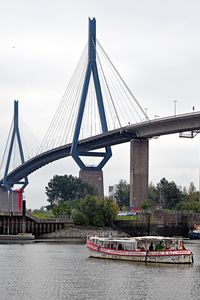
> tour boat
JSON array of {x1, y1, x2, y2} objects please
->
[{"x1": 86, "y1": 235, "x2": 193, "y2": 264}]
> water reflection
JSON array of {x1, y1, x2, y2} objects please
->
[{"x1": 0, "y1": 241, "x2": 199, "y2": 299}]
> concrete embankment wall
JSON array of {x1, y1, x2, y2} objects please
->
[
  {"x1": 0, "y1": 210, "x2": 199, "y2": 238},
  {"x1": 115, "y1": 220, "x2": 189, "y2": 237},
  {"x1": 0, "y1": 214, "x2": 122, "y2": 239},
  {"x1": 115, "y1": 210, "x2": 200, "y2": 237},
  {"x1": 0, "y1": 215, "x2": 67, "y2": 238}
]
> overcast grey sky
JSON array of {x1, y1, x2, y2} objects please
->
[{"x1": 1, "y1": 0, "x2": 200, "y2": 209}]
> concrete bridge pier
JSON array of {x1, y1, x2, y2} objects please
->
[
  {"x1": 79, "y1": 169, "x2": 104, "y2": 199},
  {"x1": 130, "y1": 139, "x2": 149, "y2": 208},
  {"x1": 22, "y1": 199, "x2": 26, "y2": 233}
]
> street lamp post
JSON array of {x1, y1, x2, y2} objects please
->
[
  {"x1": 144, "y1": 108, "x2": 148, "y2": 120},
  {"x1": 173, "y1": 100, "x2": 177, "y2": 116}
]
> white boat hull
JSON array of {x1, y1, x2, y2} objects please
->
[{"x1": 87, "y1": 242, "x2": 193, "y2": 264}]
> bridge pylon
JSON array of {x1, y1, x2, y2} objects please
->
[
  {"x1": 70, "y1": 18, "x2": 112, "y2": 196},
  {"x1": 2, "y1": 100, "x2": 28, "y2": 191}
]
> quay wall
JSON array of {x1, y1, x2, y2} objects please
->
[
  {"x1": 115, "y1": 210, "x2": 200, "y2": 237},
  {"x1": 0, "y1": 209, "x2": 199, "y2": 238},
  {"x1": 0, "y1": 214, "x2": 68, "y2": 238}
]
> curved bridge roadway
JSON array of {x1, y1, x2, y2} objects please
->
[{"x1": 1, "y1": 111, "x2": 200, "y2": 187}]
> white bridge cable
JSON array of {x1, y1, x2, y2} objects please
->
[
  {"x1": 1, "y1": 34, "x2": 152, "y2": 179},
  {"x1": 91, "y1": 80, "x2": 101, "y2": 136},
  {"x1": 0, "y1": 119, "x2": 14, "y2": 176},
  {"x1": 84, "y1": 81, "x2": 91, "y2": 137},
  {"x1": 96, "y1": 49, "x2": 122, "y2": 129},
  {"x1": 94, "y1": 38, "x2": 144, "y2": 132},
  {"x1": 88, "y1": 39, "x2": 139, "y2": 128},
  {"x1": 81, "y1": 76, "x2": 101, "y2": 138},
  {"x1": 101, "y1": 63, "x2": 140, "y2": 125},
  {"x1": 0, "y1": 117, "x2": 38, "y2": 176},
  {"x1": 96, "y1": 50, "x2": 128, "y2": 128},
  {"x1": 81, "y1": 76, "x2": 91, "y2": 138},
  {"x1": 57, "y1": 70, "x2": 83, "y2": 145},
  {"x1": 19, "y1": 117, "x2": 41, "y2": 159},
  {"x1": 91, "y1": 37, "x2": 121, "y2": 131},
  {"x1": 96, "y1": 65, "x2": 116, "y2": 130},
  {"x1": 96, "y1": 39, "x2": 149, "y2": 123},
  {"x1": 54, "y1": 45, "x2": 87, "y2": 145},
  {"x1": 85, "y1": 79, "x2": 102, "y2": 137},
  {"x1": 65, "y1": 57, "x2": 88, "y2": 143},
  {"x1": 96, "y1": 42, "x2": 141, "y2": 125},
  {"x1": 57, "y1": 55, "x2": 88, "y2": 146},
  {"x1": 106, "y1": 62, "x2": 142, "y2": 123},
  {"x1": 12, "y1": 138, "x2": 17, "y2": 170},
  {"x1": 43, "y1": 45, "x2": 87, "y2": 150},
  {"x1": 89, "y1": 83, "x2": 93, "y2": 136},
  {"x1": 96, "y1": 40, "x2": 143, "y2": 122},
  {"x1": 38, "y1": 35, "x2": 149, "y2": 154},
  {"x1": 91, "y1": 78, "x2": 101, "y2": 136},
  {"x1": 39, "y1": 45, "x2": 88, "y2": 152}
]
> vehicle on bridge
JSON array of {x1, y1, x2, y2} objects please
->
[
  {"x1": 86, "y1": 235, "x2": 193, "y2": 264},
  {"x1": 117, "y1": 211, "x2": 137, "y2": 216}
]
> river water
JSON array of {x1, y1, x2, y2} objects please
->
[{"x1": 0, "y1": 241, "x2": 199, "y2": 300}]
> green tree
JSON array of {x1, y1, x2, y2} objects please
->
[
  {"x1": 71, "y1": 209, "x2": 89, "y2": 225},
  {"x1": 148, "y1": 182, "x2": 159, "y2": 204},
  {"x1": 157, "y1": 178, "x2": 182, "y2": 209},
  {"x1": 78, "y1": 195, "x2": 99, "y2": 225},
  {"x1": 187, "y1": 182, "x2": 199, "y2": 202},
  {"x1": 188, "y1": 182, "x2": 196, "y2": 194},
  {"x1": 141, "y1": 200, "x2": 152, "y2": 209},
  {"x1": 72, "y1": 195, "x2": 118, "y2": 226},
  {"x1": 181, "y1": 186, "x2": 188, "y2": 202},
  {"x1": 176, "y1": 200, "x2": 200, "y2": 212},
  {"x1": 114, "y1": 180, "x2": 130, "y2": 209},
  {"x1": 141, "y1": 200, "x2": 155, "y2": 209},
  {"x1": 52, "y1": 201, "x2": 71, "y2": 217},
  {"x1": 99, "y1": 197, "x2": 118, "y2": 226},
  {"x1": 45, "y1": 175, "x2": 96, "y2": 208}
]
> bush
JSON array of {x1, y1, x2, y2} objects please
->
[
  {"x1": 72, "y1": 209, "x2": 89, "y2": 225},
  {"x1": 71, "y1": 195, "x2": 118, "y2": 227}
]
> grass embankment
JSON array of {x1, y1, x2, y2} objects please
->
[
  {"x1": 116, "y1": 215, "x2": 137, "y2": 221},
  {"x1": 31, "y1": 211, "x2": 56, "y2": 220},
  {"x1": 31, "y1": 212, "x2": 137, "y2": 221}
]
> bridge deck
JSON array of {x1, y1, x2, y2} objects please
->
[{"x1": 1, "y1": 111, "x2": 200, "y2": 187}]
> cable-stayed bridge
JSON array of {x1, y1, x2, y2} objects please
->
[{"x1": 1, "y1": 18, "x2": 200, "y2": 209}]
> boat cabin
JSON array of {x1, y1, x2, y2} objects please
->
[{"x1": 88, "y1": 236, "x2": 186, "y2": 251}]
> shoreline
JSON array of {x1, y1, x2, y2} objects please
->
[{"x1": 39, "y1": 225, "x2": 127, "y2": 240}]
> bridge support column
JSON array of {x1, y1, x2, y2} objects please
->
[
  {"x1": 22, "y1": 199, "x2": 26, "y2": 233},
  {"x1": 79, "y1": 169, "x2": 104, "y2": 199},
  {"x1": 130, "y1": 139, "x2": 149, "y2": 208}
]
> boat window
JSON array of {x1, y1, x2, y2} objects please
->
[
  {"x1": 97, "y1": 240, "x2": 104, "y2": 246},
  {"x1": 105, "y1": 242, "x2": 110, "y2": 248},
  {"x1": 163, "y1": 240, "x2": 175, "y2": 249},
  {"x1": 124, "y1": 242, "x2": 135, "y2": 251},
  {"x1": 137, "y1": 241, "x2": 146, "y2": 250},
  {"x1": 170, "y1": 240, "x2": 177, "y2": 249}
]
